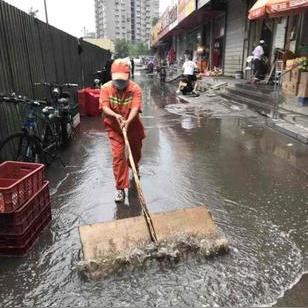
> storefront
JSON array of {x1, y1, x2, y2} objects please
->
[{"x1": 285, "y1": 10, "x2": 308, "y2": 55}]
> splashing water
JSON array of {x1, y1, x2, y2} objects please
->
[{"x1": 77, "y1": 233, "x2": 229, "y2": 280}]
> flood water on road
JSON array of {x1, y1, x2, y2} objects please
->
[{"x1": 0, "y1": 73, "x2": 307, "y2": 306}]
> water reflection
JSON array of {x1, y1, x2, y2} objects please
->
[
  {"x1": 115, "y1": 180, "x2": 142, "y2": 220},
  {"x1": 0, "y1": 75, "x2": 307, "y2": 307}
]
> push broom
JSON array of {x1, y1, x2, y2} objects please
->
[{"x1": 78, "y1": 128, "x2": 228, "y2": 280}]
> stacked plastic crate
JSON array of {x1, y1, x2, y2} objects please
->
[
  {"x1": 0, "y1": 161, "x2": 51, "y2": 256},
  {"x1": 77, "y1": 88, "x2": 101, "y2": 117}
]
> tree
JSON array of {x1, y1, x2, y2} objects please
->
[
  {"x1": 114, "y1": 39, "x2": 130, "y2": 58},
  {"x1": 129, "y1": 41, "x2": 150, "y2": 56},
  {"x1": 28, "y1": 7, "x2": 39, "y2": 18},
  {"x1": 152, "y1": 17, "x2": 159, "y2": 27}
]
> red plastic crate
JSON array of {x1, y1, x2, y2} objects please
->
[
  {"x1": 0, "y1": 206, "x2": 51, "y2": 246},
  {"x1": 0, "y1": 181, "x2": 50, "y2": 235},
  {"x1": 0, "y1": 211, "x2": 51, "y2": 256},
  {"x1": 0, "y1": 161, "x2": 45, "y2": 213},
  {"x1": 77, "y1": 88, "x2": 87, "y2": 116},
  {"x1": 86, "y1": 89, "x2": 101, "y2": 116}
]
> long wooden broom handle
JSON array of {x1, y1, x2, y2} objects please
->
[{"x1": 122, "y1": 128, "x2": 158, "y2": 244}]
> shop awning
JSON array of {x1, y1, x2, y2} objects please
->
[{"x1": 248, "y1": 0, "x2": 308, "y2": 20}]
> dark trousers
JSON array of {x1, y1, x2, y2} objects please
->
[{"x1": 253, "y1": 59, "x2": 265, "y2": 80}]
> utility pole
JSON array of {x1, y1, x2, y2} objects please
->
[{"x1": 43, "y1": 0, "x2": 49, "y2": 24}]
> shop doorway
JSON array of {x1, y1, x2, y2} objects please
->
[{"x1": 261, "y1": 21, "x2": 274, "y2": 58}]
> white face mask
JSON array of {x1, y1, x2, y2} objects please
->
[{"x1": 112, "y1": 79, "x2": 128, "y2": 90}]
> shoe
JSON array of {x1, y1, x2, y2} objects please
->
[
  {"x1": 114, "y1": 189, "x2": 125, "y2": 203},
  {"x1": 192, "y1": 91, "x2": 200, "y2": 97}
]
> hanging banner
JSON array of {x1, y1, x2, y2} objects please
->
[{"x1": 178, "y1": 0, "x2": 196, "y2": 23}]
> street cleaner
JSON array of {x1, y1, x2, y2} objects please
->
[
  {"x1": 99, "y1": 58, "x2": 145, "y2": 203},
  {"x1": 81, "y1": 64, "x2": 228, "y2": 281}
]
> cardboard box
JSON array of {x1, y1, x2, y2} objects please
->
[
  {"x1": 297, "y1": 84, "x2": 308, "y2": 97},
  {"x1": 291, "y1": 67, "x2": 300, "y2": 83},
  {"x1": 290, "y1": 82, "x2": 299, "y2": 96},
  {"x1": 299, "y1": 71, "x2": 308, "y2": 84},
  {"x1": 282, "y1": 71, "x2": 291, "y2": 83},
  {"x1": 283, "y1": 82, "x2": 299, "y2": 96},
  {"x1": 297, "y1": 71, "x2": 308, "y2": 97},
  {"x1": 282, "y1": 82, "x2": 289, "y2": 90}
]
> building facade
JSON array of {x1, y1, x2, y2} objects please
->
[
  {"x1": 95, "y1": 0, "x2": 159, "y2": 42},
  {"x1": 151, "y1": 0, "x2": 308, "y2": 77}
]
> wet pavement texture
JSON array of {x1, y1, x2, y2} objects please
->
[{"x1": 0, "y1": 72, "x2": 308, "y2": 306}]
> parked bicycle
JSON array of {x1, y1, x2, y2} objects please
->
[
  {"x1": 34, "y1": 82, "x2": 78, "y2": 144},
  {"x1": 0, "y1": 93, "x2": 64, "y2": 165}
]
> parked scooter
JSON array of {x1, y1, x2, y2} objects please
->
[
  {"x1": 177, "y1": 75, "x2": 199, "y2": 96},
  {"x1": 34, "y1": 82, "x2": 78, "y2": 144},
  {"x1": 92, "y1": 70, "x2": 105, "y2": 88}
]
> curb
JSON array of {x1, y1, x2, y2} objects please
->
[
  {"x1": 266, "y1": 119, "x2": 308, "y2": 144},
  {"x1": 176, "y1": 92, "x2": 308, "y2": 145}
]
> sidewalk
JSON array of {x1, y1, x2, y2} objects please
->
[{"x1": 177, "y1": 77, "x2": 308, "y2": 144}]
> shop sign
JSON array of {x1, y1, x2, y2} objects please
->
[
  {"x1": 169, "y1": 5, "x2": 178, "y2": 26},
  {"x1": 150, "y1": 21, "x2": 161, "y2": 46},
  {"x1": 178, "y1": 0, "x2": 196, "y2": 23},
  {"x1": 197, "y1": 0, "x2": 211, "y2": 9},
  {"x1": 160, "y1": 10, "x2": 169, "y2": 32}
]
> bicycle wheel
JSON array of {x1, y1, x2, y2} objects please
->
[
  {"x1": 61, "y1": 117, "x2": 73, "y2": 145},
  {"x1": 42, "y1": 124, "x2": 60, "y2": 165},
  {"x1": 0, "y1": 132, "x2": 43, "y2": 163}
]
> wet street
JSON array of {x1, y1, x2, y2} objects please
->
[{"x1": 0, "y1": 72, "x2": 308, "y2": 306}]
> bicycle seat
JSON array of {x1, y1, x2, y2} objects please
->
[
  {"x1": 60, "y1": 91, "x2": 71, "y2": 99},
  {"x1": 42, "y1": 106, "x2": 55, "y2": 114},
  {"x1": 58, "y1": 98, "x2": 69, "y2": 105}
]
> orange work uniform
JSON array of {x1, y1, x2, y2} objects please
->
[{"x1": 99, "y1": 80, "x2": 145, "y2": 190}]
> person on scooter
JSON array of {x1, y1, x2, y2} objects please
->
[{"x1": 177, "y1": 55, "x2": 199, "y2": 95}]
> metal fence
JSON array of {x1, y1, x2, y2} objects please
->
[{"x1": 0, "y1": 0, "x2": 111, "y2": 143}]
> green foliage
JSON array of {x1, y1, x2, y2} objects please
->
[
  {"x1": 114, "y1": 39, "x2": 150, "y2": 58},
  {"x1": 152, "y1": 17, "x2": 159, "y2": 26},
  {"x1": 296, "y1": 57, "x2": 308, "y2": 72},
  {"x1": 129, "y1": 42, "x2": 150, "y2": 56},
  {"x1": 114, "y1": 39, "x2": 130, "y2": 58}
]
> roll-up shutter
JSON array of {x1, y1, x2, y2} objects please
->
[{"x1": 224, "y1": 0, "x2": 246, "y2": 76}]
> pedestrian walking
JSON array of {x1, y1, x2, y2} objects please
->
[
  {"x1": 252, "y1": 40, "x2": 265, "y2": 80},
  {"x1": 99, "y1": 58, "x2": 145, "y2": 203},
  {"x1": 130, "y1": 57, "x2": 135, "y2": 78}
]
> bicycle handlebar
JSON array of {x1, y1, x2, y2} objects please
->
[
  {"x1": 0, "y1": 93, "x2": 47, "y2": 106},
  {"x1": 34, "y1": 82, "x2": 78, "y2": 88},
  {"x1": 0, "y1": 94, "x2": 27, "y2": 103}
]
